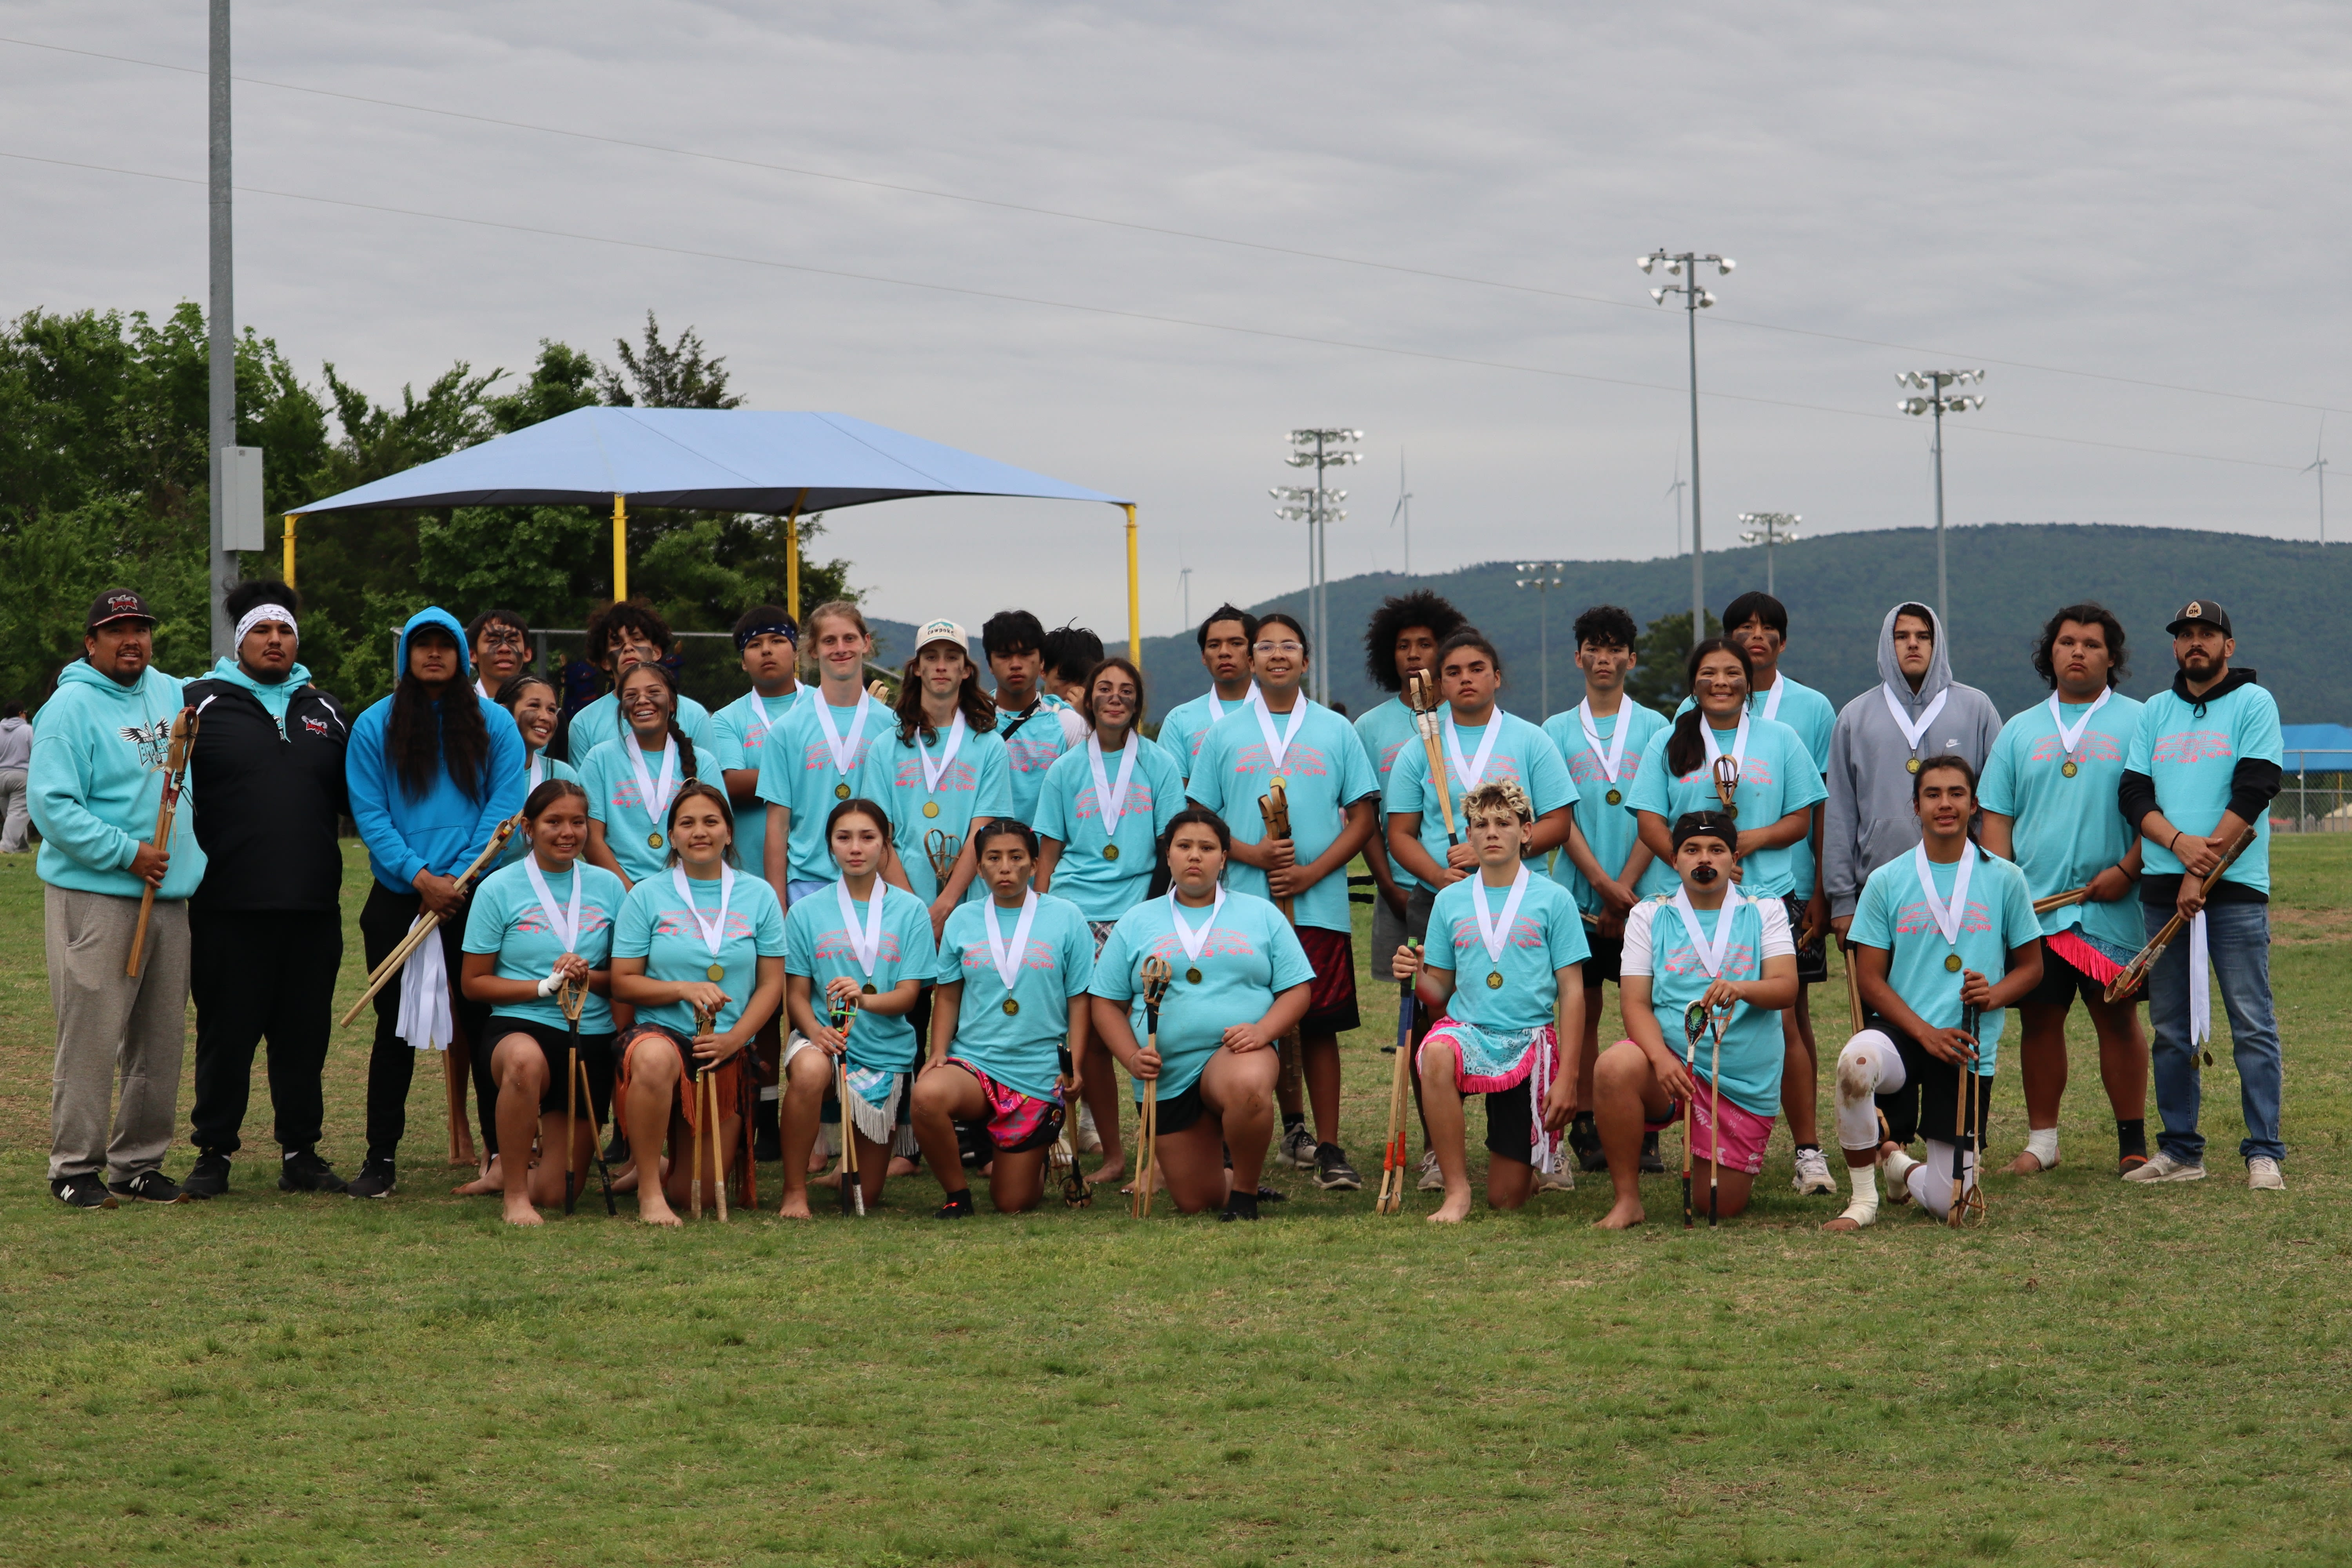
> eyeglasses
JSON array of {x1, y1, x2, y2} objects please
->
[{"x1": 1253, "y1": 640, "x2": 1304, "y2": 655}]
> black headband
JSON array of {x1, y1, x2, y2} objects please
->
[
  {"x1": 735, "y1": 617, "x2": 798, "y2": 652},
  {"x1": 1671, "y1": 811, "x2": 1740, "y2": 853}
]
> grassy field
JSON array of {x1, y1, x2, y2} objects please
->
[{"x1": 0, "y1": 839, "x2": 2347, "y2": 1567}]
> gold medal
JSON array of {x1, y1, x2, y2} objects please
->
[
  {"x1": 1102, "y1": 844, "x2": 1120, "y2": 861},
  {"x1": 647, "y1": 832, "x2": 663, "y2": 849},
  {"x1": 1002, "y1": 997, "x2": 1020, "y2": 1016},
  {"x1": 1604, "y1": 788, "x2": 1622, "y2": 806},
  {"x1": 1485, "y1": 971, "x2": 1504, "y2": 989},
  {"x1": 1270, "y1": 775, "x2": 1286, "y2": 790},
  {"x1": 1906, "y1": 757, "x2": 1922, "y2": 775},
  {"x1": 923, "y1": 800, "x2": 940, "y2": 818},
  {"x1": 861, "y1": 982, "x2": 877, "y2": 995},
  {"x1": 835, "y1": 782, "x2": 851, "y2": 800},
  {"x1": 1944, "y1": 953, "x2": 1963, "y2": 973},
  {"x1": 2061, "y1": 760, "x2": 2079, "y2": 778},
  {"x1": 706, "y1": 964, "x2": 725, "y2": 982},
  {"x1": 1185, "y1": 967, "x2": 1203, "y2": 985}
]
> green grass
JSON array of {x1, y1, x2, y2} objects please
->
[{"x1": 1, "y1": 839, "x2": 2348, "y2": 1566}]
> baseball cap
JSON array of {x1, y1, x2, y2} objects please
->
[
  {"x1": 85, "y1": 589, "x2": 156, "y2": 631},
  {"x1": 2165, "y1": 599, "x2": 2232, "y2": 636},
  {"x1": 915, "y1": 618, "x2": 970, "y2": 655}
]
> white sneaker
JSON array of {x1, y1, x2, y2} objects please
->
[
  {"x1": 2122, "y1": 1150, "x2": 2207, "y2": 1184},
  {"x1": 1417, "y1": 1149, "x2": 1444, "y2": 1191},
  {"x1": 2248, "y1": 1156, "x2": 2285, "y2": 1191},
  {"x1": 1539, "y1": 1163, "x2": 1575, "y2": 1193},
  {"x1": 1791, "y1": 1147, "x2": 1837, "y2": 1196}
]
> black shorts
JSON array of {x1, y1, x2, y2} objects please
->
[
  {"x1": 483, "y1": 1014, "x2": 615, "y2": 1118},
  {"x1": 2024, "y1": 940, "x2": 2104, "y2": 1011},
  {"x1": 1483, "y1": 1083, "x2": 1538, "y2": 1166},
  {"x1": 1784, "y1": 894, "x2": 1828, "y2": 985},
  {"x1": 1869, "y1": 1017, "x2": 1993, "y2": 1151},
  {"x1": 1149, "y1": 1080, "x2": 1207, "y2": 1136},
  {"x1": 1580, "y1": 931, "x2": 1623, "y2": 987}
]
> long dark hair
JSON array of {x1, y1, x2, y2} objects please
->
[
  {"x1": 387, "y1": 629, "x2": 490, "y2": 803},
  {"x1": 1146, "y1": 805, "x2": 1232, "y2": 900},
  {"x1": 1363, "y1": 589, "x2": 1467, "y2": 691},
  {"x1": 663, "y1": 779, "x2": 741, "y2": 869},
  {"x1": 1664, "y1": 637, "x2": 1756, "y2": 778},
  {"x1": 615, "y1": 662, "x2": 698, "y2": 782},
  {"x1": 893, "y1": 646, "x2": 997, "y2": 746}
]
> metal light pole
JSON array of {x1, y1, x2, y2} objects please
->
[
  {"x1": 1641, "y1": 250, "x2": 1733, "y2": 642},
  {"x1": 1735, "y1": 512, "x2": 1802, "y2": 597},
  {"x1": 1515, "y1": 563, "x2": 1564, "y2": 717},
  {"x1": 208, "y1": 0, "x2": 239, "y2": 656},
  {"x1": 1898, "y1": 370, "x2": 1985, "y2": 627},
  {"x1": 1273, "y1": 428, "x2": 1361, "y2": 705}
]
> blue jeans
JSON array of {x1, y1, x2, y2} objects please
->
[{"x1": 2143, "y1": 898, "x2": 2284, "y2": 1165}]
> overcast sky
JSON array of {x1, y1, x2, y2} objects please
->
[{"x1": 5, "y1": 2, "x2": 2348, "y2": 636}]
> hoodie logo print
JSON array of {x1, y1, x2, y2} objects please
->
[
  {"x1": 119, "y1": 720, "x2": 171, "y2": 769},
  {"x1": 301, "y1": 716, "x2": 330, "y2": 737}
]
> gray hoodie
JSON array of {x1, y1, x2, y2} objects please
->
[
  {"x1": 1823, "y1": 603, "x2": 2003, "y2": 917},
  {"x1": 0, "y1": 715, "x2": 27, "y2": 771}
]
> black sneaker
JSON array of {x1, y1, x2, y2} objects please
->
[
  {"x1": 1312, "y1": 1142, "x2": 1362, "y2": 1192},
  {"x1": 279, "y1": 1150, "x2": 347, "y2": 1194},
  {"x1": 107, "y1": 1170, "x2": 183, "y2": 1204},
  {"x1": 1570, "y1": 1113, "x2": 1606, "y2": 1174},
  {"x1": 603, "y1": 1130, "x2": 630, "y2": 1166},
  {"x1": 345, "y1": 1158, "x2": 396, "y2": 1200},
  {"x1": 182, "y1": 1150, "x2": 231, "y2": 1199},
  {"x1": 51, "y1": 1173, "x2": 116, "y2": 1209},
  {"x1": 1220, "y1": 1190, "x2": 1261, "y2": 1222},
  {"x1": 1253, "y1": 1184, "x2": 1288, "y2": 1203},
  {"x1": 1639, "y1": 1130, "x2": 1665, "y2": 1174},
  {"x1": 934, "y1": 1190, "x2": 974, "y2": 1220}
]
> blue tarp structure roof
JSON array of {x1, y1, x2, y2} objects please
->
[
  {"x1": 294, "y1": 408, "x2": 1130, "y2": 515},
  {"x1": 2282, "y1": 723, "x2": 2352, "y2": 771}
]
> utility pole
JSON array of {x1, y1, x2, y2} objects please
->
[
  {"x1": 1736, "y1": 512, "x2": 1802, "y2": 597},
  {"x1": 1515, "y1": 563, "x2": 1564, "y2": 718},
  {"x1": 1389, "y1": 450, "x2": 1413, "y2": 577},
  {"x1": 1642, "y1": 250, "x2": 1733, "y2": 643},
  {"x1": 1272, "y1": 428, "x2": 1361, "y2": 705},
  {"x1": 208, "y1": 0, "x2": 238, "y2": 657},
  {"x1": 1897, "y1": 369, "x2": 1985, "y2": 626},
  {"x1": 1178, "y1": 566, "x2": 1192, "y2": 630}
]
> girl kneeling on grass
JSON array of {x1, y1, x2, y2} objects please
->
[
  {"x1": 608, "y1": 782, "x2": 787, "y2": 1227},
  {"x1": 1089, "y1": 807, "x2": 1313, "y2": 1221},
  {"x1": 916, "y1": 819, "x2": 1096, "y2": 1216},
  {"x1": 778, "y1": 799, "x2": 936, "y2": 1218},
  {"x1": 1591, "y1": 811, "x2": 1800, "y2": 1230},
  {"x1": 1390, "y1": 780, "x2": 1588, "y2": 1224},
  {"x1": 459, "y1": 778, "x2": 628, "y2": 1226}
]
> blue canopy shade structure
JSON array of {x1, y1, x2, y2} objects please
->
[{"x1": 286, "y1": 407, "x2": 1142, "y2": 652}]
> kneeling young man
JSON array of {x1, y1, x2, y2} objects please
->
[
  {"x1": 1391, "y1": 781, "x2": 1586, "y2": 1223},
  {"x1": 1827, "y1": 757, "x2": 2042, "y2": 1230},
  {"x1": 1591, "y1": 812, "x2": 1799, "y2": 1229}
]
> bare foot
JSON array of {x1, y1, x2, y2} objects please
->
[
  {"x1": 1088, "y1": 1161, "x2": 1128, "y2": 1189},
  {"x1": 886, "y1": 1155, "x2": 918, "y2": 1178},
  {"x1": 1593, "y1": 1197, "x2": 1646, "y2": 1230},
  {"x1": 811, "y1": 1169, "x2": 841, "y2": 1191},
  {"x1": 2005, "y1": 1150, "x2": 2052, "y2": 1175},
  {"x1": 638, "y1": 1195, "x2": 684, "y2": 1228},
  {"x1": 777, "y1": 1191, "x2": 814, "y2": 1220},
  {"x1": 807, "y1": 1143, "x2": 831, "y2": 1174},
  {"x1": 1821, "y1": 1214, "x2": 1864, "y2": 1232},
  {"x1": 502, "y1": 1193, "x2": 543, "y2": 1226},
  {"x1": 453, "y1": 1154, "x2": 504, "y2": 1196},
  {"x1": 1426, "y1": 1189, "x2": 1474, "y2": 1224},
  {"x1": 612, "y1": 1160, "x2": 640, "y2": 1194}
]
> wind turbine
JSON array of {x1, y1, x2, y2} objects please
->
[
  {"x1": 2305, "y1": 416, "x2": 2329, "y2": 546},
  {"x1": 1666, "y1": 450, "x2": 1689, "y2": 557},
  {"x1": 1389, "y1": 450, "x2": 1413, "y2": 576}
]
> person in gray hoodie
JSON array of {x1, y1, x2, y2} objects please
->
[
  {"x1": 0, "y1": 702, "x2": 33, "y2": 852},
  {"x1": 31, "y1": 589, "x2": 207, "y2": 1207},
  {"x1": 1824, "y1": 603, "x2": 2003, "y2": 938}
]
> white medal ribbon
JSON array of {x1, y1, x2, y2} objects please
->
[
  {"x1": 835, "y1": 879, "x2": 886, "y2": 981},
  {"x1": 1882, "y1": 683, "x2": 1951, "y2": 753},
  {"x1": 1470, "y1": 862, "x2": 1531, "y2": 965},
  {"x1": 1912, "y1": 842, "x2": 1975, "y2": 949},
  {"x1": 673, "y1": 865, "x2": 736, "y2": 966},
  {"x1": 754, "y1": 690, "x2": 797, "y2": 742},
  {"x1": 1087, "y1": 734, "x2": 1140, "y2": 833},
  {"x1": 1698, "y1": 708, "x2": 1752, "y2": 782},
  {"x1": 396, "y1": 931, "x2": 454, "y2": 1053},
  {"x1": 625, "y1": 735, "x2": 681, "y2": 830},
  {"x1": 1205, "y1": 683, "x2": 1260, "y2": 722},
  {"x1": 524, "y1": 858, "x2": 585, "y2": 953},
  {"x1": 528, "y1": 751, "x2": 547, "y2": 790},
  {"x1": 1576, "y1": 700, "x2": 1628, "y2": 786},
  {"x1": 1250, "y1": 692, "x2": 1308, "y2": 771},
  {"x1": 983, "y1": 888, "x2": 1040, "y2": 993},
  {"x1": 1671, "y1": 886, "x2": 1744, "y2": 978},
  {"x1": 919, "y1": 710, "x2": 969, "y2": 794},
  {"x1": 2189, "y1": 910, "x2": 2213, "y2": 1047},
  {"x1": 1443, "y1": 711, "x2": 1505, "y2": 793},
  {"x1": 1755, "y1": 676, "x2": 1786, "y2": 724},
  {"x1": 813, "y1": 692, "x2": 874, "y2": 783},
  {"x1": 1167, "y1": 886, "x2": 1226, "y2": 964},
  {"x1": 2047, "y1": 688, "x2": 2112, "y2": 763}
]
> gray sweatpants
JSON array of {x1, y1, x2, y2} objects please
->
[
  {"x1": 46, "y1": 884, "x2": 190, "y2": 1183},
  {"x1": 0, "y1": 768, "x2": 28, "y2": 852}
]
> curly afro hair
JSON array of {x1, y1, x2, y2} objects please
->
[{"x1": 1361, "y1": 590, "x2": 1468, "y2": 692}]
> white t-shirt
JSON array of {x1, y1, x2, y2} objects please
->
[{"x1": 1620, "y1": 893, "x2": 1795, "y2": 975}]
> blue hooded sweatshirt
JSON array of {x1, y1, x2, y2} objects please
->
[
  {"x1": 31, "y1": 658, "x2": 207, "y2": 900},
  {"x1": 347, "y1": 608, "x2": 528, "y2": 893}
]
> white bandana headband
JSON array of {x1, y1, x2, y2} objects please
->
[{"x1": 233, "y1": 603, "x2": 297, "y2": 648}]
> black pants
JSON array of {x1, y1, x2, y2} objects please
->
[
  {"x1": 188, "y1": 908, "x2": 343, "y2": 1156},
  {"x1": 1869, "y1": 1015, "x2": 1994, "y2": 1151},
  {"x1": 361, "y1": 882, "x2": 494, "y2": 1164}
]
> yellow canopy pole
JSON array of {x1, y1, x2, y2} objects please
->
[
  {"x1": 282, "y1": 514, "x2": 299, "y2": 588},
  {"x1": 612, "y1": 494, "x2": 628, "y2": 602},
  {"x1": 783, "y1": 487, "x2": 808, "y2": 622},
  {"x1": 1123, "y1": 503, "x2": 1140, "y2": 662}
]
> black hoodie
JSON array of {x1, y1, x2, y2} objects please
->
[{"x1": 183, "y1": 674, "x2": 350, "y2": 913}]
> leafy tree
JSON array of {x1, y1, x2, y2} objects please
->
[
  {"x1": 599, "y1": 312, "x2": 741, "y2": 411},
  {"x1": 1626, "y1": 608, "x2": 1723, "y2": 715}
]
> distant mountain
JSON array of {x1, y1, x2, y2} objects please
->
[{"x1": 1133, "y1": 524, "x2": 2352, "y2": 726}]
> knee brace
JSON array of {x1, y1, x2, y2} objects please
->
[{"x1": 1833, "y1": 1030, "x2": 1906, "y2": 1152}]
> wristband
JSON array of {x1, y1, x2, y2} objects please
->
[{"x1": 536, "y1": 973, "x2": 563, "y2": 997}]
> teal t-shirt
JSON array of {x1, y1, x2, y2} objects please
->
[
  {"x1": 1628, "y1": 716, "x2": 1827, "y2": 900},
  {"x1": 566, "y1": 690, "x2": 718, "y2": 766},
  {"x1": 781, "y1": 879, "x2": 938, "y2": 1074},
  {"x1": 1541, "y1": 702, "x2": 1670, "y2": 916},
  {"x1": 934, "y1": 892, "x2": 1096, "y2": 1099},
  {"x1": 710, "y1": 687, "x2": 812, "y2": 877},
  {"x1": 856, "y1": 720, "x2": 1014, "y2": 905},
  {"x1": 1979, "y1": 692, "x2": 2146, "y2": 954},
  {"x1": 1425, "y1": 871, "x2": 1591, "y2": 1033},
  {"x1": 1091, "y1": 891, "x2": 1314, "y2": 1100},
  {"x1": 1157, "y1": 687, "x2": 1254, "y2": 781},
  {"x1": 1383, "y1": 710, "x2": 1579, "y2": 886},
  {"x1": 579, "y1": 734, "x2": 716, "y2": 885},
  {"x1": 461, "y1": 857, "x2": 628, "y2": 1033},
  {"x1": 1849, "y1": 849, "x2": 2039, "y2": 1076},
  {"x1": 2127, "y1": 681, "x2": 2283, "y2": 895},
  {"x1": 1353, "y1": 696, "x2": 1428, "y2": 892},
  {"x1": 1623, "y1": 893, "x2": 1789, "y2": 1115},
  {"x1": 1032, "y1": 736, "x2": 1186, "y2": 919},
  {"x1": 1676, "y1": 676, "x2": 1837, "y2": 897},
  {"x1": 1187, "y1": 699, "x2": 1380, "y2": 934},
  {"x1": 755, "y1": 694, "x2": 890, "y2": 886},
  {"x1": 498, "y1": 752, "x2": 581, "y2": 867},
  {"x1": 995, "y1": 696, "x2": 1079, "y2": 827},
  {"x1": 610, "y1": 867, "x2": 788, "y2": 1039}
]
